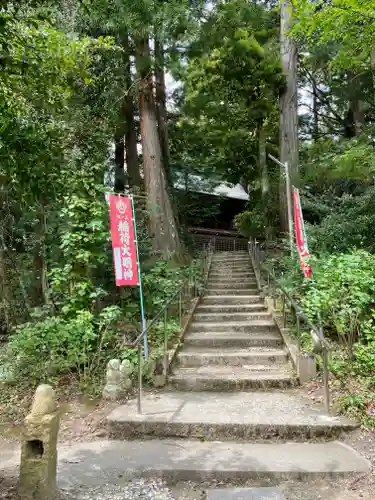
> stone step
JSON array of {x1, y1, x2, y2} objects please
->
[
  {"x1": 107, "y1": 391, "x2": 357, "y2": 442},
  {"x1": 194, "y1": 311, "x2": 271, "y2": 322},
  {"x1": 207, "y1": 487, "x2": 286, "y2": 500},
  {"x1": 190, "y1": 321, "x2": 276, "y2": 333},
  {"x1": 209, "y1": 272, "x2": 255, "y2": 279},
  {"x1": 169, "y1": 366, "x2": 296, "y2": 391},
  {"x1": 211, "y1": 263, "x2": 251, "y2": 269},
  {"x1": 177, "y1": 347, "x2": 289, "y2": 367},
  {"x1": 208, "y1": 272, "x2": 256, "y2": 278},
  {"x1": 208, "y1": 273, "x2": 256, "y2": 280},
  {"x1": 206, "y1": 288, "x2": 259, "y2": 296},
  {"x1": 197, "y1": 304, "x2": 266, "y2": 313},
  {"x1": 211, "y1": 265, "x2": 252, "y2": 268},
  {"x1": 207, "y1": 281, "x2": 258, "y2": 289},
  {"x1": 184, "y1": 332, "x2": 283, "y2": 348},
  {"x1": 202, "y1": 295, "x2": 263, "y2": 305},
  {"x1": 2, "y1": 440, "x2": 369, "y2": 486}
]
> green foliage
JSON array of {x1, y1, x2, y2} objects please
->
[
  {"x1": 234, "y1": 210, "x2": 267, "y2": 239},
  {"x1": 3, "y1": 306, "x2": 122, "y2": 389},
  {"x1": 306, "y1": 189, "x2": 375, "y2": 255},
  {"x1": 293, "y1": 0, "x2": 375, "y2": 74},
  {"x1": 170, "y1": 0, "x2": 282, "y2": 190},
  {"x1": 302, "y1": 251, "x2": 375, "y2": 350}
]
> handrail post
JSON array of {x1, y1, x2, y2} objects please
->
[
  {"x1": 321, "y1": 326, "x2": 330, "y2": 413},
  {"x1": 137, "y1": 344, "x2": 142, "y2": 414},
  {"x1": 164, "y1": 307, "x2": 168, "y2": 377},
  {"x1": 296, "y1": 312, "x2": 301, "y2": 351},
  {"x1": 179, "y1": 289, "x2": 182, "y2": 327}
]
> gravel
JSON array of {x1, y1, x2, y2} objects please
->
[{"x1": 63, "y1": 478, "x2": 186, "y2": 500}]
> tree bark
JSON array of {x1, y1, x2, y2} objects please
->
[
  {"x1": 33, "y1": 203, "x2": 50, "y2": 305},
  {"x1": 154, "y1": 38, "x2": 170, "y2": 178},
  {"x1": 279, "y1": 1, "x2": 298, "y2": 233},
  {"x1": 122, "y1": 34, "x2": 141, "y2": 189},
  {"x1": 348, "y1": 72, "x2": 364, "y2": 137},
  {"x1": 312, "y1": 80, "x2": 319, "y2": 141},
  {"x1": 371, "y1": 47, "x2": 375, "y2": 92},
  {"x1": 258, "y1": 122, "x2": 271, "y2": 240},
  {"x1": 0, "y1": 173, "x2": 10, "y2": 331},
  {"x1": 114, "y1": 132, "x2": 126, "y2": 192},
  {"x1": 135, "y1": 38, "x2": 184, "y2": 260}
]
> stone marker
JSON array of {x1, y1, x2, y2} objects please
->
[
  {"x1": 19, "y1": 384, "x2": 60, "y2": 500},
  {"x1": 103, "y1": 359, "x2": 133, "y2": 401},
  {"x1": 102, "y1": 359, "x2": 123, "y2": 401},
  {"x1": 153, "y1": 355, "x2": 167, "y2": 387},
  {"x1": 120, "y1": 359, "x2": 133, "y2": 391},
  {"x1": 207, "y1": 487, "x2": 286, "y2": 500},
  {"x1": 298, "y1": 352, "x2": 317, "y2": 384}
]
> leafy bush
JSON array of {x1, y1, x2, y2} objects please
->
[
  {"x1": 3, "y1": 306, "x2": 122, "y2": 389},
  {"x1": 234, "y1": 209, "x2": 267, "y2": 238},
  {"x1": 301, "y1": 250, "x2": 375, "y2": 353},
  {"x1": 306, "y1": 188, "x2": 375, "y2": 255}
]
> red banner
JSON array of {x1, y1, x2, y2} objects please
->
[
  {"x1": 293, "y1": 188, "x2": 312, "y2": 278},
  {"x1": 109, "y1": 195, "x2": 139, "y2": 286}
]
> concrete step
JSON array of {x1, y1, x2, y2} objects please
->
[
  {"x1": 208, "y1": 273, "x2": 255, "y2": 279},
  {"x1": 194, "y1": 311, "x2": 271, "y2": 322},
  {"x1": 207, "y1": 487, "x2": 286, "y2": 500},
  {"x1": 211, "y1": 260, "x2": 254, "y2": 271},
  {"x1": 169, "y1": 366, "x2": 296, "y2": 391},
  {"x1": 107, "y1": 391, "x2": 357, "y2": 442},
  {"x1": 207, "y1": 281, "x2": 258, "y2": 289},
  {"x1": 2, "y1": 440, "x2": 369, "y2": 486},
  {"x1": 196, "y1": 304, "x2": 266, "y2": 313},
  {"x1": 208, "y1": 273, "x2": 256, "y2": 280},
  {"x1": 184, "y1": 331, "x2": 283, "y2": 348},
  {"x1": 206, "y1": 288, "x2": 259, "y2": 296},
  {"x1": 202, "y1": 295, "x2": 263, "y2": 305},
  {"x1": 177, "y1": 347, "x2": 289, "y2": 367},
  {"x1": 190, "y1": 320, "x2": 276, "y2": 333},
  {"x1": 208, "y1": 273, "x2": 256, "y2": 279}
]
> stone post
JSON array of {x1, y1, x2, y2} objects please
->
[
  {"x1": 102, "y1": 359, "x2": 133, "y2": 401},
  {"x1": 19, "y1": 384, "x2": 60, "y2": 500},
  {"x1": 298, "y1": 352, "x2": 317, "y2": 384}
]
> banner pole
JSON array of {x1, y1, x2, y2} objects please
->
[
  {"x1": 285, "y1": 161, "x2": 294, "y2": 257},
  {"x1": 130, "y1": 195, "x2": 148, "y2": 359}
]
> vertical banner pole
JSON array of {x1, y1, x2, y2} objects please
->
[
  {"x1": 130, "y1": 196, "x2": 148, "y2": 359},
  {"x1": 285, "y1": 161, "x2": 294, "y2": 257}
]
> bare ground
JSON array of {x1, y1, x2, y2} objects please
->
[{"x1": 0, "y1": 385, "x2": 375, "y2": 499}]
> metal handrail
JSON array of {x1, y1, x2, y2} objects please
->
[
  {"x1": 129, "y1": 242, "x2": 214, "y2": 414},
  {"x1": 248, "y1": 238, "x2": 331, "y2": 412}
]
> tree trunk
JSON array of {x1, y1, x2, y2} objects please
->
[
  {"x1": 135, "y1": 38, "x2": 184, "y2": 259},
  {"x1": 258, "y1": 122, "x2": 271, "y2": 240},
  {"x1": 279, "y1": 1, "x2": 298, "y2": 233},
  {"x1": 312, "y1": 80, "x2": 319, "y2": 140},
  {"x1": 122, "y1": 34, "x2": 141, "y2": 189},
  {"x1": 154, "y1": 38, "x2": 170, "y2": 178},
  {"x1": 348, "y1": 72, "x2": 364, "y2": 137},
  {"x1": 33, "y1": 203, "x2": 50, "y2": 305},
  {"x1": 114, "y1": 132, "x2": 126, "y2": 192},
  {"x1": 0, "y1": 173, "x2": 10, "y2": 331},
  {"x1": 371, "y1": 47, "x2": 375, "y2": 92}
]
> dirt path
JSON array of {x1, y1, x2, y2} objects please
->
[{"x1": 1, "y1": 394, "x2": 374, "y2": 499}]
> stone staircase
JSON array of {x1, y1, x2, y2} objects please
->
[
  {"x1": 107, "y1": 251, "x2": 369, "y2": 486},
  {"x1": 170, "y1": 251, "x2": 295, "y2": 392}
]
